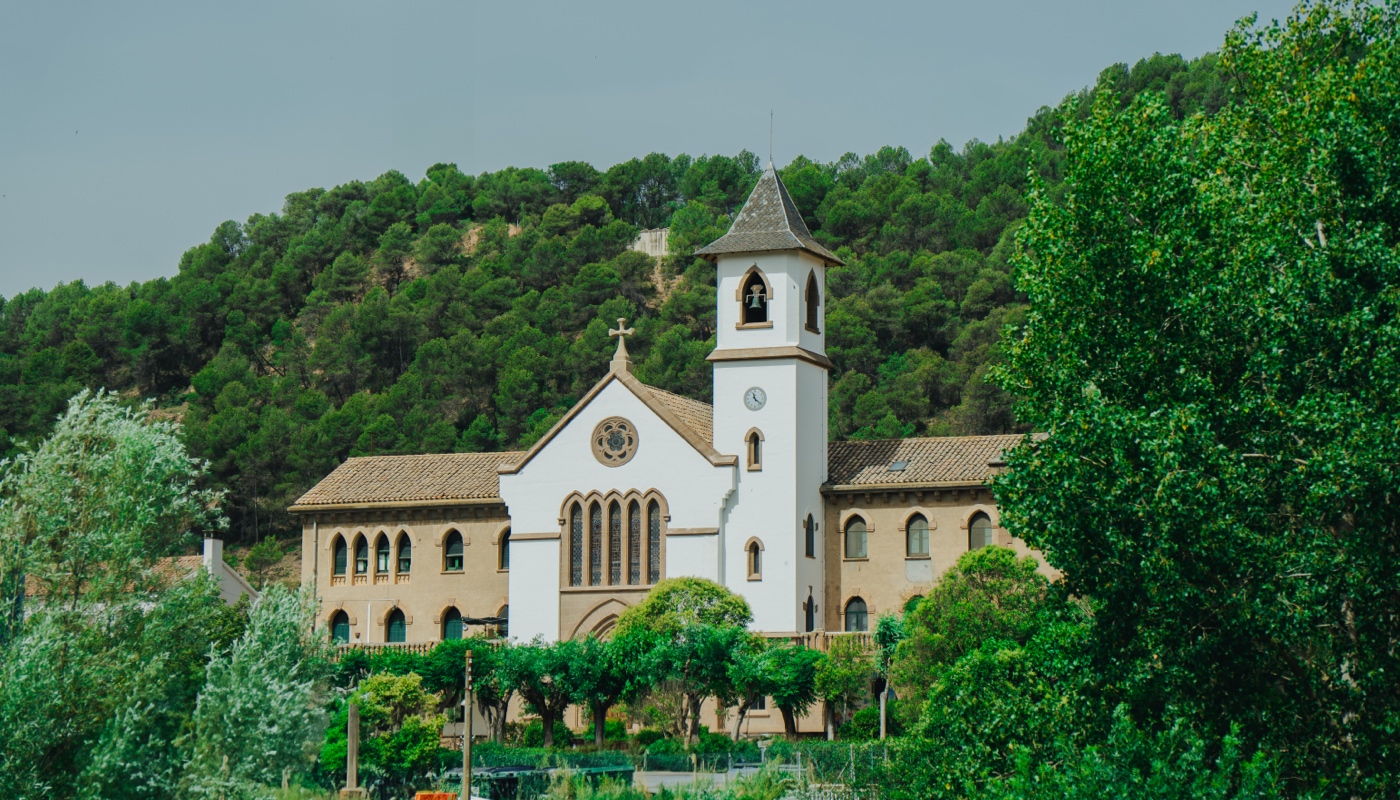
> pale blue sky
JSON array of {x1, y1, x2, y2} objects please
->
[{"x1": 0, "y1": 1, "x2": 1298, "y2": 298}]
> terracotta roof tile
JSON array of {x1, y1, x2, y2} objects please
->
[
  {"x1": 292, "y1": 451, "x2": 523, "y2": 508},
  {"x1": 641, "y1": 385, "x2": 714, "y2": 445},
  {"x1": 826, "y1": 434, "x2": 1036, "y2": 488}
]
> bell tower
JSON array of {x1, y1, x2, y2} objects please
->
[{"x1": 696, "y1": 164, "x2": 842, "y2": 633}]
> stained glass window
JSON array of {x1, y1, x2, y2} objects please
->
[
  {"x1": 609, "y1": 502, "x2": 622, "y2": 584},
  {"x1": 570, "y1": 504, "x2": 583, "y2": 586},
  {"x1": 628, "y1": 501, "x2": 642, "y2": 585},
  {"x1": 590, "y1": 502, "x2": 603, "y2": 585},
  {"x1": 647, "y1": 500, "x2": 661, "y2": 584}
]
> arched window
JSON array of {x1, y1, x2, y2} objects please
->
[
  {"x1": 804, "y1": 590, "x2": 816, "y2": 633},
  {"x1": 332, "y1": 536, "x2": 347, "y2": 576},
  {"x1": 609, "y1": 502, "x2": 622, "y2": 585},
  {"x1": 386, "y1": 609, "x2": 406, "y2": 643},
  {"x1": 740, "y1": 269, "x2": 769, "y2": 325},
  {"x1": 396, "y1": 534, "x2": 412, "y2": 574},
  {"x1": 747, "y1": 541, "x2": 762, "y2": 580},
  {"x1": 497, "y1": 605, "x2": 509, "y2": 639},
  {"x1": 589, "y1": 502, "x2": 603, "y2": 586},
  {"x1": 805, "y1": 270, "x2": 821, "y2": 333},
  {"x1": 569, "y1": 503, "x2": 584, "y2": 587},
  {"x1": 845, "y1": 598, "x2": 869, "y2": 632},
  {"x1": 844, "y1": 517, "x2": 868, "y2": 559},
  {"x1": 330, "y1": 611, "x2": 350, "y2": 643},
  {"x1": 375, "y1": 534, "x2": 390, "y2": 573},
  {"x1": 628, "y1": 500, "x2": 642, "y2": 585},
  {"x1": 499, "y1": 529, "x2": 511, "y2": 571},
  {"x1": 969, "y1": 512, "x2": 995, "y2": 550},
  {"x1": 647, "y1": 500, "x2": 662, "y2": 584},
  {"x1": 353, "y1": 536, "x2": 369, "y2": 574},
  {"x1": 444, "y1": 530, "x2": 464, "y2": 572},
  {"x1": 746, "y1": 430, "x2": 763, "y2": 471},
  {"x1": 907, "y1": 515, "x2": 930, "y2": 558},
  {"x1": 442, "y1": 607, "x2": 463, "y2": 640},
  {"x1": 804, "y1": 514, "x2": 816, "y2": 558}
]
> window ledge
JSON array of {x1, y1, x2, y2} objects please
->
[
  {"x1": 441, "y1": 569, "x2": 464, "y2": 575},
  {"x1": 905, "y1": 555, "x2": 931, "y2": 561},
  {"x1": 747, "y1": 574, "x2": 762, "y2": 582},
  {"x1": 746, "y1": 464, "x2": 762, "y2": 472},
  {"x1": 735, "y1": 321, "x2": 774, "y2": 330},
  {"x1": 804, "y1": 324, "x2": 821, "y2": 334},
  {"x1": 843, "y1": 557, "x2": 869, "y2": 563}
]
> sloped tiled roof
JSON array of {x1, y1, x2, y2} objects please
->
[
  {"x1": 695, "y1": 165, "x2": 844, "y2": 265},
  {"x1": 826, "y1": 434, "x2": 1035, "y2": 489},
  {"x1": 292, "y1": 451, "x2": 523, "y2": 508},
  {"x1": 642, "y1": 385, "x2": 713, "y2": 445}
]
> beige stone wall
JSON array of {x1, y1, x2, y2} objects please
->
[
  {"x1": 822, "y1": 485, "x2": 1057, "y2": 631},
  {"x1": 300, "y1": 504, "x2": 512, "y2": 644}
]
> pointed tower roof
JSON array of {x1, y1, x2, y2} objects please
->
[{"x1": 695, "y1": 164, "x2": 844, "y2": 265}]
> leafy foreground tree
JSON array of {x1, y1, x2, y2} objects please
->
[
  {"x1": 569, "y1": 631, "x2": 658, "y2": 748},
  {"x1": 320, "y1": 673, "x2": 442, "y2": 800},
  {"x1": 997, "y1": 1, "x2": 1400, "y2": 794},
  {"x1": 613, "y1": 577, "x2": 752, "y2": 637}
]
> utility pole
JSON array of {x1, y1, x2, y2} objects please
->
[{"x1": 461, "y1": 650, "x2": 474, "y2": 800}]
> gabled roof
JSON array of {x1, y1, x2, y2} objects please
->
[
  {"x1": 498, "y1": 366, "x2": 734, "y2": 475},
  {"x1": 290, "y1": 452, "x2": 523, "y2": 510},
  {"x1": 695, "y1": 164, "x2": 844, "y2": 266},
  {"x1": 825, "y1": 434, "x2": 1037, "y2": 490}
]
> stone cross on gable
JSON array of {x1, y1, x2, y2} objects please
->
[{"x1": 609, "y1": 317, "x2": 635, "y2": 373}]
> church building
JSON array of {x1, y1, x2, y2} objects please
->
[{"x1": 292, "y1": 165, "x2": 1046, "y2": 650}]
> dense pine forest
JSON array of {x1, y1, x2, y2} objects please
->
[{"x1": 0, "y1": 53, "x2": 1229, "y2": 543}]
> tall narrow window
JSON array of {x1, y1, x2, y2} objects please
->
[
  {"x1": 969, "y1": 513, "x2": 995, "y2": 550},
  {"x1": 747, "y1": 542, "x2": 762, "y2": 579},
  {"x1": 907, "y1": 515, "x2": 930, "y2": 557},
  {"x1": 804, "y1": 590, "x2": 816, "y2": 633},
  {"x1": 397, "y1": 534, "x2": 411, "y2": 573},
  {"x1": 499, "y1": 529, "x2": 511, "y2": 570},
  {"x1": 804, "y1": 515, "x2": 816, "y2": 558},
  {"x1": 570, "y1": 503, "x2": 584, "y2": 586},
  {"x1": 354, "y1": 537, "x2": 369, "y2": 574},
  {"x1": 444, "y1": 530, "x2": 463, "y2": 572},
  {"x1": 844, "y1": 518, "x2": 868, "y2": 559},
  {"x1": 609, "y1": 502, "x2": 622, "y2": 584},
  {"x1": 497, "y1": 605, "x2": 509, "y2": 639},
  {"x1": 330, "y1": 611, "x2": 350, "y2": 644},
  {"x1": 333, "y1": 537, "x2": 347, "y2": 575},
  {"x1": 442, "y1": 607, "x2": 463, "y2": 640},
  {"x1": 386, "y1": 609, "x2": 406, "y2": 643},
  {"x1": 746, "y1": 430, "x2": 763, "y2": 471},
  {"x1": 805, "y1": 270, "x2": 821, "y2": 333},
  {"x1": 375, "y1": 535, "x2": 390, "y2": 573},
  {"x1": 647, "y1": 500, "x2": 662, "y2": 584},
  {"x1": 844, "y1": 598, "x2": 868, "y2": 632},
  {"x1": 740, "y1": 269, "x2": 769, "y2": 325},
  {"x1": 589, "y1": 502, "x2": 603, "y2": 586},
  {"x1": 628, "y1": 500, "x2": 642, "y2": 585}
]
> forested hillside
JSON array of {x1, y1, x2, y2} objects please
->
[{"x1": 0, "y1": 53, "x2": 1229, "y2": 543}]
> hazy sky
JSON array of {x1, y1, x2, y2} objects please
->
[{"x1": 0, "y1": 1, "x2": 1298, "y2": 298}]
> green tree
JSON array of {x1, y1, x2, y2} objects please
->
[
  {"x1": 320, "y1": 672, "x2": 443, "y2": 799},
  {"x1": 767, "y1": 645, "x2": 823, "y2": 740},
  {"x1": 614, "y1": 577, "x2": 752, "y2": 637},
  {"x1": 996, "y1": 2, "x2": 1400, "y2": 793},
  {"x1": 815, "y1": 636, "x2": 872, "y2": 736},
  {"x1": 509, "y1": 638, "x2": 579, "y2": 748},
  {"x1": 569, "y1": 631, "x2": 658, "y2": 748}
]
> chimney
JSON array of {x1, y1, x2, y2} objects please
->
[{"x1": 203, "y1": 536, "x2": 223, "y2": 576}]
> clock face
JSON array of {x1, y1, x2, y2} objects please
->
[{"x1": 744, "y1": 387, "x2": 766, "y2": 411}]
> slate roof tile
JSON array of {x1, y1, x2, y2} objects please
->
[{"x1": 695, "y1": 166, "x2": 843, "y2": 265}]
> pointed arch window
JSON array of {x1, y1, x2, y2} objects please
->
[
  {"x1": 647, "y1": 500, "x2": 662, "y2": 584},
  {"x1": 609, "y1": 502, "x2": 622, "y2": 585},
  {"x1": 907, "y1": 515, "x2": 930, "y2": 558},
  {"x1": 353, "y1": 536, "x2": 369, "y2": 574},
  {"x1": 844, "y1": 517, "x2": 868, "y2": 559},
  {"x1": 804, "y1": 590, "x2": 816, "y2": 633},
  {"x1": 444, "y1": 530, "x2": 464, "y2": 572},
  {"x1": 332, "y1": 536, "x2": 347, "y2": 576},
  {"x1": 803, "y1": 514, "x2": 816, "y2": 558},
  {"x1": 589, "y1": 502, "x2": 603, "y2": 586},
  {"x1": 746, "y1": 429, "x2": 764, "y2": 471},
  {"x1": 740, "y1": 269, "x2": 770, "y2": 325},
  {"x1": 805, "y1": 270, "x2": 821, "y2": 333},
  {"x1": 969, "y1": 512, "x2": 995, "y2": 550},
  {"x1": 386, "y1": 609, "x2": 406, "y2": 643},
  {"x1": 570, "y1": 504, "x2": 584, "y2": 586},
  {"x1": 375, "y1": 534, "x2": 390, "y2": 573},
  {"x1": 746, "y1": 539, "x2": 763, "y2": 580},
  {"x1": 845, "y1": 598, "x2": 869, "y2": 632},
  {"x1": 330, "y1": 611, "x2": 350, "y2": 644},
  {"x1": 499, "y1": 528, "x2": 512, "y2": 570},
  {"x1": 397, "y1": 534, "x2": 412, "y2": 574},
  {"x1": 442, "y1": 607, "x2": 463, "y2": 640},
  {"x1": 628, "y1": 500, "x2": 642, "y2": 585}
]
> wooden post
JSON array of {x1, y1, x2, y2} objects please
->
[
  {"x1": 340, "y1": 702, "x2": 366, "y2": 798},
  {"x1": 462, "y1": 650, "x2": 473, "y2": 800},
  {"x1": 879, "y1": 688, "x2": 887, "y2": 740}
]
